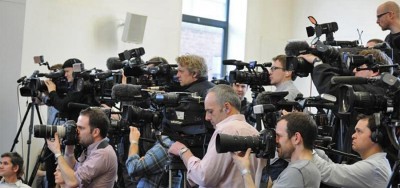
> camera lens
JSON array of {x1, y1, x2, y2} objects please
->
[{"x1": 33, "y1": 125, "x2": 64, "y2": 138}]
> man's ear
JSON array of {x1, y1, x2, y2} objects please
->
[{"x1": 12, "y1": 165, "x2": 19, "y2": 173}]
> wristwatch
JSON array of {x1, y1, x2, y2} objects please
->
[
  {"x1": 313, "y1": 57, "x2": 323, "y2": 67},
  {"x1": 179, "y1": 147, "x2": 189, "y2": 158}
]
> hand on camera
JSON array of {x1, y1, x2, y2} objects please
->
[
  {"x1": 46, "y1": 132, "x2": 61, "y2": 154},
  {"x1": 231, "y1": 148, "x2": 252, "y2": 172},
  {"x1": 44, "y1": 79, "x2": 56, "y2": 92},
  {"x1": 129, "y1": 126, "x2": 140, "y2": 144},
  {"x1": 168, "y1": 141, "x2": 186, "y2": 156},
  {"x1": 298, "y1": 54, "x2": 318, "y2": 64}
]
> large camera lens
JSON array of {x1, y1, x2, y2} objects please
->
[
  {"x1": 216, "y1": 134, "x2": 261, "y2": 153},
  {"x1": 34, "y1": 125, "x2": 65, "y2": 138},
  {"x1": 33, "y1": 120, "x2": 77, "y2": 145}
]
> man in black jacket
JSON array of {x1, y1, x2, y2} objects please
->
[{"x1": 44, "y1": 58, "x2": 99, "y2": 122}]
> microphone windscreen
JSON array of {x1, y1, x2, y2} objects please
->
[
  {"x1": 285, "y1": 41, "x2": 310, "y2": 56},
  {"x1": 106, "y1": 57, "x2": 124, "y2": 70},
  {"x1": 331, "y1": 76, "x2": 369, "y2": 85},
  {"x1": 111, "y1": 84, "x2": 142, "y2": 101}
]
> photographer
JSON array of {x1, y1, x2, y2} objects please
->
[
  {"x1": 269, "y1": 55, "x2": 302, "y2": 101},
  {"x1": 311, "y1": 114, "x2": 391, "y2": 187},
  {"x1": 44, "y1": 58, "x2": 100, "y2": 122},
  {"x1": 0, "y1": 152, "x2": 30, "y2": 188},
  {"x1": 46, "y1": 108, "x2": 118, "y2": 187},
  {"x1": 376, "y1": 1, "x2": 400, "y2": 64},
  {"x1": 168, "y1": 85, "x2": 265, "y2": 187},
  {"x1": 232, "y1": 112, "x2": 320, "y2": 188}
]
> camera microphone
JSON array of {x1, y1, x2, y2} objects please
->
[
  {"x1": 106, "y1": 57, "x2": 125, "y2": 70},
  {"x1": 285, "y1": 41, "x2": 310, "y2": 56},
  {"x1": 17, "y1": 76, "x2": 27, "y2": 83},
  {"x1": 330, "y1": 76, "x2": 380, "y2": 85},
  {"x1": 222, "y1": 60, "x2": 248, "y2": 66},
  {"x1": 111, "y1": 84, "x2": 142, "y2": 101}
]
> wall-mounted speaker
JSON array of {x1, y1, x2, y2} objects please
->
[{"x1": 121, "y1": 12, "x2": 147, "y2": 43}]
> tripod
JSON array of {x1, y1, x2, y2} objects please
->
[
  {"x1": 10, "y1": 100, "x2": 43, "y2": 184},
  {"x1": 166, "y1": 158, "x2": 187, "y2": 188}
]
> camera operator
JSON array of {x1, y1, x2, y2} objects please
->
[
  {"x1": 377, "y1": 1, "x2": 400, "y2": 64},
  {"x1": 0, "y1": 152, "x2": 30, "y2": 188},
  {"x1": 269, "y1": 55, "x2": 302, "y2": 101},
  {"x1": 232, "y1": 112, "x2": 320, "y2": 188},
  {"x1": 311, "y1": 114, "x2": 391, "y2": 187},
  {"x1": 168, "y1": 85, "x2": 265, "y2": 187},
  {"x1": 44, "y1": 58, "x2": 100, "y2": 122},
  {"x1": 176, "y1": 54, "x2": 215, "y2": 98},
  {"x1": 46, "y1": 108, "x2": 118, "y2": 188}
]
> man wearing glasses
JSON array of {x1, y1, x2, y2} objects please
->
[
  {"x1": 376, "y1": 1, "x2": 400, "y2": 64},
  {"x1": 269, "y1": 54, "x2": 302, "y2": 101}
]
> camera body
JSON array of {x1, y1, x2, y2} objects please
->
[{"x1": 19, "y1": 70, "x2": 68, "y2": 97}]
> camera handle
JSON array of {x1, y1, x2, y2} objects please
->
[{"x1": 10, "y1": 100, "x2": 43, "y2": 184}]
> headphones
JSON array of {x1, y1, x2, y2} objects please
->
[{"x1": 370, "y1": 113, "x2": 383, "y2": 145}]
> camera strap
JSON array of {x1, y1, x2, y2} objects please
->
[{"x1": 97, "y1": 140, "x2": 109, "y2": 149}]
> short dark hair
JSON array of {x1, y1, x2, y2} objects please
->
[
  {"x1": 1, "y1": 152, "x2": 24, "y2": 178},
  {"x1": 62, "y1": 58, "x2": 82, "y2": 69},
  {"x1": 80, "y1": 108, "x2": 109, "y2": 138},
  {"x1": 278, "y1": 112, "x2": 317, "y2": 150}
]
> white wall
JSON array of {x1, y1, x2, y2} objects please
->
[{"x1": 0, "y1": 0, "x2": 25, "y2": 154}]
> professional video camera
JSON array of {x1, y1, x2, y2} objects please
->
[
  {"x1": 223, "y1": 60, "x2": 271, "y2": 87},
  {"x1": 33, "y1": 120, "x2": 77, "y2": 145},
  {"x1": 336, "y1": 77, "x2": 390, "y2": 115},
  {"x1": 285, "y1": 17, "x2": 366, "y2": 77},
  {"x1": 19, "y1": 70, "x2": 68, "y2": 97},
  {"x1": 152, "y1": 92, "x2": 208, "y2": 134},
  {"x1": 215, "y1": 129, "x2": 275, "y2": 159},
  {"x1": 108, "y1": 84, "x2": 154, "y2": 134}
]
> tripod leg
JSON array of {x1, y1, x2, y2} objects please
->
[{"x1": 10, "y1": 103, "x2": 32, "y2": 152}]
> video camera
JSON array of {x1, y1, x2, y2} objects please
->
[
  {"x1": 19, "y1": 70, "x2": 68, "y2": 98},
  {"x1": 285, "y1": 17, "x2": 368, "y2": 77},
  {"x1": 223, "y1": 60, "x2": 271, "y2": 87},
  {"x1": 33, "y1": 120, "x2": 77, "y2": 145}
]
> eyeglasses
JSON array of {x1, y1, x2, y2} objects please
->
[
  {"x1": 377, "y1": 12, "x2": 391, "y2": 19},
  {"x1": 270, "y1": 66, "x2": 285, "y2": 72}
]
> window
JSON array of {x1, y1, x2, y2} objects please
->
[{"x1": 180, "y1": 0, "x2": 229, "y2": 80}]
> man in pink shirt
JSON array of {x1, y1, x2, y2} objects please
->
[{"x1": 168, "y1": 84, "x2": 265, "y2": 187}]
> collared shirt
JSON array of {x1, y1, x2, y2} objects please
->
[
  {"x1": 312, "y1": 151, "x2": 391, "y2": 188},
  {"x1": 275, "y1": 80, "x2": 301, "y2": 101},
  {"x1": 186, "y1": 114, "x2": 266, "y2": 188},
  {"x1": 0, "y1": 178, "x2": 30, "y2": 188},
  {"x1": 126, "y1": 136, "x2": 182, "y2": 188},
  {"x1": 74, "y1": 138, "x2": 118, "y2": 188}
]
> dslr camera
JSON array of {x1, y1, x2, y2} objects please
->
[{"x1": 34, "y1": 120, "x2": 77, "y2": 145}]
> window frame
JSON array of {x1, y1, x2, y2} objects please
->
[{"x1": 181, "y1": 0, "x2": 230, "y2": 78}]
